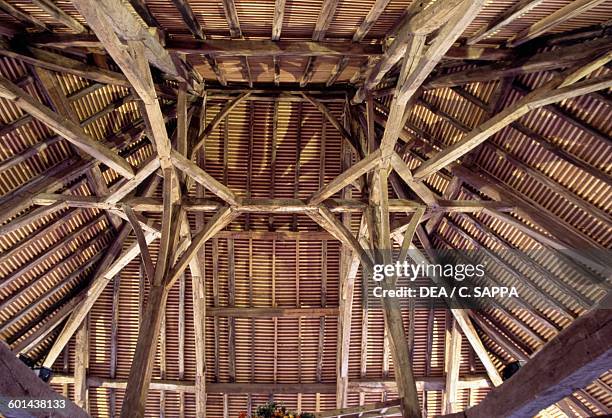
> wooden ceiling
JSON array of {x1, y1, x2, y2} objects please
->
[{"x1": 0, "y1": 0, "x2": 610, "y2": 418}]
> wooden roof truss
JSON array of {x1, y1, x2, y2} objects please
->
[{"x1": 0, "y1": 0, "x2": 610, "y2": 417}]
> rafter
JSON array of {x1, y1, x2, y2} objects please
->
[
  {"x1": 310, "y1": 149, "x2": 381, "y2": 205},
  {"x1": 191, "y1": 92, "x2": 251, "y2": 156},
  {"x1": 467, "y1": 0, "x2": 545, "y2": 45},
  {"x1": 509, "y1": 0, "x2": 607, "y2": 47},
  {"x1": 426, "y1": 37, "x2": 612, "y2": 90},
  {"x1": 301, "y1": 93, "x2": 363, "y2": 157},
  {"x1": 413, "y1": 63, "x2": 612, "y2": 180},
  {"x1": 439, "y1": 304, "x2": 612, "y2": 418},
  {"x1": 218, "y1": 0, "x2": 252, "y2": 86},
  {"x1": 31, "y1": 0, "x2": 86, "y2": 33},
  {"x1": 0, "y1": 75, "x2": 135, "y2": 179},
  {"x1": 0, "y1": 0, "x2": 48, "y2": 30},
  {"x1": 353, "y1": 0, "x2": 482, "y2": 103},
  {"x1": 327, "y1": 0, "x2": 391, "y2": 86},
  {"x1": 300, "y1": 0, "x2": 340, "y2": 86}
]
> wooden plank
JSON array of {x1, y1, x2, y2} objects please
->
[
  {"x1": 509, "y1": 0, "x2": 607, "y2": 47},
  {"x1": 0, "y1": 342, "x2": 89, "y2": 418},
  {"x1": 0, "y1": 75, "x2": 135, "y2": 179},
  {"x1": 467, "y1": 0, "x2": 545, "y2": 44},
  {"x1": 413, "y1": 71, "x2": 612, "y2": 180},
  {"x1": 441, "y1": 305, "x2": 612, "y2": 418}
]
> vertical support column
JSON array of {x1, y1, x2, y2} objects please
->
[
  {"x1": 369, "y1": 164, "x2": 421, "y2": 418},
  {"x1": 74, "y1": 315, "x2": 89, "y2": 411},
  {"x1": 228, "y1": 238, "x2": 236, "y2": 383},
  {"x1": 110, "y1": 274, "x2": 120, "y2": 417}
]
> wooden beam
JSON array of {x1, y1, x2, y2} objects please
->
[
  {"x1": 301, "y1": 93, "x2": 363, "y2": 157},
  {"x1": 172, "y1": 0, "x2": 204, "y2": 39},
  {"x1": 105, "y1": 157, "x2": 161, "y2": 205},
  {"x1": 390, "y1": 152, "x2": 438, "y2": 205},
  {"x1": 31, "y1": 0, "x2": 86, "y2": 32},
  {"x1": 413, "y1": 71, "x2": 612, "y2": 180},
  {"x1": 272, "y1": 0, "x2": 286, "y2": 40},
  {"x1": 0, "y1": 0, "x2": 48, "y2": 30},
  {"x1": 310, "y1": 149, "x2": 381, "y2": 204},
  {"x1": 300, "y1": 0, "x2": 340, "y2": 86},
  {"x1": 397, "y1": 206, "x2": 425, "y2": 264},
  {"x1": 50, "y1": 374, "x2": 490, "y2": 393},
  {"x1": 308, "y1": 205, "x2": 374, "y2": 275},
  {"x1": 509, "y1": 0, "x2": 607, "y2": 47},
  {"x1": 72, "y1": 0, "x2": 178, "y2": 77},
  {"x1": 467, "y1": 0, "x2": 545, "y2": 45},
  {"x1": 0, "y1": 75, "x2": 135, "y2": 179},
  {"x1": 191, "y1": 92, "x2": 251, "y2": 156},
  {"x1": 0, "y1": 342, "x2": 89, "y2": 418},
  {"x1": 123, "y1": 204, "x2": 155, "y2": 282},
  {"x1": 0, "y1": 42, "x2": 130, "y2": 87},
  {"x1": 40, "y1": 166, "x2": 159, "y2": 367},
  {"x1": 33, "y1": 66, "x2": 122, "y2": 229},
  {"x1": 353, "y1": 0, "x2": 481, "y2": 103},
  {"x1": 73, "y1": 318, "x2": 89, "y2": 411},
  {"x1": 442, "y1": 319, "x2": 462, "y2": 414},
  {"x1": 171, "y1": 151, "x2": 241, "y2": 205},
  {"x1": 315, "y1": 399, "x2": 402, "y2": 418},
  {"x1": 167, "y1": 207, "x2": 238, "y2": 288},
  {"x1": 440, "y1": 305, "x2": 612, "y2": 418},
  {"x1": 119, "y1": 171, "x2": 182, "y2": 418},
  {"x1": 375, "y1": 0, "x2": 484, "y2": 165},
  {"x1": 167, "y1": 38, "x2": 383, "y2": 56},
  {"x1": 208, "y1": 307, "x2": 338, "y2": 317},
  {"x1": 426, "y1": 37, "x2": 612, "y2": 89},
  {"x1": 128, "y1": 0, "x2": 159, "y2": 27},
  {"x1": 368, "y1": 166, "x2": 421, "y2": 418},
  {"x1": 391, "y1": 228, "x2": 504, "y2": 387}
]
